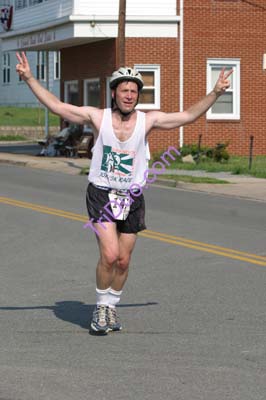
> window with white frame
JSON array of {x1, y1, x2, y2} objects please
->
[
  {"x1": 207, "y1": 59, "x2": 240, "y2": 120},
  {"x1": 134, "y1": 65, "x2": 160, "y2": 109},
  {"x1": 54, "y1": 51, "x2": 60, "y2": 80},
  {"x1": 84, "y1": 78, "x2": 101, "y2": 107},
  {"x1": 64, "y1": 80, "x2": 79, "y2": 105},
  {"x1": 83, "y1": 78, "x2": 100, "y2": 132},
  {"x1": 2, "y1": 52, "x2": 10, "y2": 84},
  {"x1": 36, "y1": 51, "x2": 46, "y2": 81}
]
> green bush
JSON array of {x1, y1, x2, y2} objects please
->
[
  {"x1": 206, "y1": 142, "x2": 230, "y2": 162},
  {"x1": 180, "y1": 143, "x2": 201, "y2": 157},
  {"x1": 182, "y1": 142, "x2": 230, "y2": 163}
]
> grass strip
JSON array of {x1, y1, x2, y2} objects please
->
[
  {"x1": 151, "y1": 156, "x2": 266, "y2": 179},
  {"x1": 0, "y1": 135, "x2": 27, "y2": 141},
  {"x1": 0, "y1": 106, "x2": 60, "y2": 127}
]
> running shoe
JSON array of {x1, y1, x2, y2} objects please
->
[
  {"x1": 90, "y1": 305, "x2": 109, "y2": 334},
  {"x1": 108, "y1": 306, "x2": 122, "y2": 332}
]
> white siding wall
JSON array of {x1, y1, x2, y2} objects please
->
[
  {"x1": 13, "y1": 0, "x2": 177, "y2": 31},
  {"x1": 0, "y1": 0, "x2": 177, "y2": 106},
  {"x1": 0, "y1": 50, "x2": 60, "y2": 106},
  {"x1": 74, "y1": 0, "x2": 177, "y2": 16},
  {"x1": 13, "y1": 0, "x2": 73, "y2": 30}
]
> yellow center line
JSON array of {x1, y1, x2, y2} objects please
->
[
  {"x1": 139, "y1": 232, "x2": 266, "y2": 267},
  {"x1": 144, "y1": 229, "x2": 266, "y2": 261},
  {"x1": 1, "y1": 196, "x2": 265, "y2": 267},
  {"x1": 0, "y1": 196, "x2": 87, "y2": 223}
]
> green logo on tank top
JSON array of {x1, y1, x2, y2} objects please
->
[{"x1": 101, "y1": 145, "x2": 135, "y2": 175}]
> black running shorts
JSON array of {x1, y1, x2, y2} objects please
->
[{"x1": 86, "y1": 183, "x2": 146, "y2": 234}]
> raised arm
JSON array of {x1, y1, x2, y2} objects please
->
[
  {"x1": 16, "y1": 52, "x2": 98, "y2": 125},
  {"x1": 146, "y1": 67, "x2": 233, "y2": 133}
]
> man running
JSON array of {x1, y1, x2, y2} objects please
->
[{"x1": 16, "y1": 52, "x2": 232, "y2": 335}]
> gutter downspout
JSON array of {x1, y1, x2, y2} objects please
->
[{"x1": 179, "y1": 0, "x2": 184, "y2": 148}]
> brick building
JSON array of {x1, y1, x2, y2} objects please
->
[
  {"x1": 1, "y1": 0, "x2": 266, "y2": 155},
  {"x1": 183, "y1": 0, "x2": 266, "y2": 156}
]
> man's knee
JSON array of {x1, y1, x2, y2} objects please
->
[
  {"x1": 117, "y1": 255, "x2": 131, "y2": 272},
  {"x1": 101, "y1": 249, "x2": 119, "y2": 267}
]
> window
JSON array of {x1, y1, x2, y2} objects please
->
[
  {"x1": 83, "y1": 78, "x2": 100, "y2": 132},
  {"x1": 15, "y1": 0, "x2": 27, "y2": 9},
  {"x1": 84, "y1": 79, "x2": 101, "y2": 107},
  {"x1": 29, "y1": 0, "x2": 48, "y2": 5},
  {"x1": 134, "y1": 65, "x2": 160, "y2": 109},
  {"x1": 207, "y1": 59, "x2": 240, "y2": 120},
  {"x1": 64, "y1": 81, "x2": 79, "y2": 105},
  {"x1": 2, "y1": 52, "x2": 10, "y2": 84},
  {"x1": 36, "y1": 51, "x2": 46, "y2": 81},
  {"x1": 54, "y1": 51, "x2": 60, "y2": 80},
  {"x1": 16, "y1": 0, "x2": 48, "y2": 8}
]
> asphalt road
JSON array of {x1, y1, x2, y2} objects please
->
[{"x1": 1, "y1": 164, "x2": 266, "y2": 400}]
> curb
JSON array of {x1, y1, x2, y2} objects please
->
[
  {"x1": 151, "y1": 177, "x2": 177, "y2": 188},
  {"x1": 0, "y1": 159, "x2": 27, "y2": 167},
  {"x1": 0, "y1": 155, "x2": 90, "y2": 176},
  {"x1": 0, "y1": 141, "x2": 37, "y2": 145}
]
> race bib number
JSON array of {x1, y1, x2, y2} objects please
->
[{"x1": 108, "y1": 190, "x2": 131, "y2": 220}]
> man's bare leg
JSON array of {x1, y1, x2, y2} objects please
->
[
  {"x1": 90, "y1": 222, "x2": 138, "y2": 333},
  {"x1": 110, "y1": 232, "x2": 137, "y2": 291},
  {"x1": 94, "y1": 223, "x2": 137, "y2": 290},
  {"x1": 94, "y1": 222, "x2": 120, "y2": 290}
]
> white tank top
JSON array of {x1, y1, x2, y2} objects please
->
[{"x1": 88, "y1": 108, "x2": 148, "y2": 190}]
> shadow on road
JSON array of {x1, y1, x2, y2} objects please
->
[{"x1": 0, "y1": 300, "x2": 158, "y2": 330}]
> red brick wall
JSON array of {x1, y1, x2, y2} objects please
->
[
  {"x1": 61, "y1": 38, "x2": 181, "y2": 154},
  {"x1": 126, "y1": 38, "x2": 180, "y2": 153},
  {"x1": 61, "y1": 4, "x2": 266, "y2": 156},
  {"x1": 61, "y1": 39, "x2": 116, "y2": 107},
  {"x1": 183, "y1": 0, "x2": 266, "y2": 155}
]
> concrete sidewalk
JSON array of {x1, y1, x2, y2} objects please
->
[
  {"x1": 156, "y1": 169, "x2": 266, "y2": 202},
  {"x1": 0, "y1": 152, "x2": 266, "y2": 202},
  {"x1": 0, "y1": 152, "x2": 90, "y2": 175}
]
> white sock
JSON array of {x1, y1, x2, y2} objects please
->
[
  {"x1": 96, "y1": 287, "x2": 110, "y2": 306},
  {"x1": 108, "y1": 288, "x2": 123, "y2": 308}
]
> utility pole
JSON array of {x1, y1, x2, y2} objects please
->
[{"x1": 117, "y1": 0, "x2": 126, "y2": 67}]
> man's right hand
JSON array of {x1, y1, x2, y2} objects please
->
[{"x1": 16, "y1": 52, "x2": 33, "y2": 81}]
